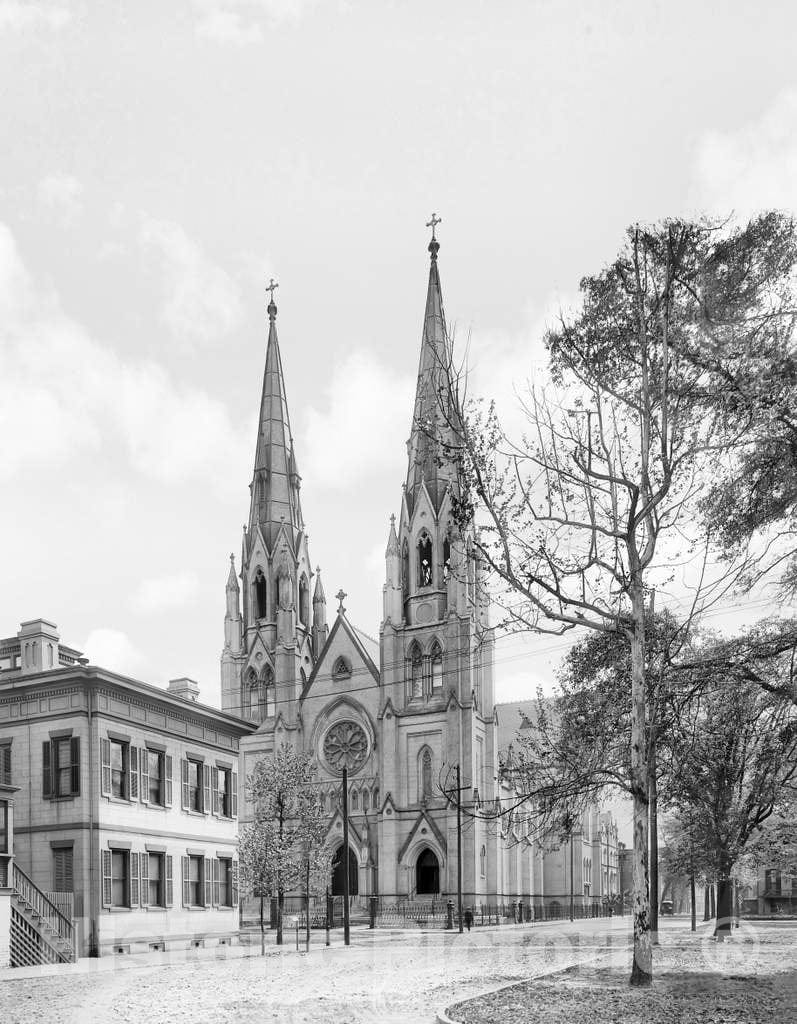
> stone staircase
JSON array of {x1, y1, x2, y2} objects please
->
[{"x1": 9, "y1": 863, "x2": 76, "y2": 966}]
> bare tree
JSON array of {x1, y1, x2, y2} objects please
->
[{"x1": 442, "y1": 217, "x2": 795, "y2": 984}]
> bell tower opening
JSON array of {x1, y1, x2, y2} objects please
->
[
  {"x1": 417, "y1": 533, "x2": 433, "y2": 588},
  {"x1": 254, "y1": 569, "x2": 268, "y2": 620}
]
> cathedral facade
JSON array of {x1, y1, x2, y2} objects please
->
[{"x1": 220, "y1": 233, "x2": 540, "y2": 903}]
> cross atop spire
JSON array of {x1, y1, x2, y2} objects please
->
[
  {"x1": 266, "y1": 277, "x2": 278, "y2": 320},
  {"x1": 335, "y1": 589, "x2": 347, "y2": 615},
  {"x1": 426, "y1": 213, "x2": 441, "y2": 260}
]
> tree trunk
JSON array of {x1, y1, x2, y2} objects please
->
[
  {"x1": 277, "y1": 888, "x2": 284, "y2": 946},
  {"x1": 703, "y1": 886, "x2": 710, "y2": 921},
  {"x1": 689, "y1": 848, "x2": 696, "y2": 933},
  {"x1": 260, "y1": 893, "x2": 265, "y2": 956},
  {"x1": 305, "y1": 857, "x2": 311, "y2": 952},
  {"x1": 715, "y1": 870, "x2": 733, "y2": 942},
  {"x1": 710, "y1": 884, "x2": 716, "y2": 920},
  {"x1": 648, "y1": 738, "x2": 659, "y2": 946},
  {"x1": 629, "y1": 587, "x2": 652, "y2": 986}
]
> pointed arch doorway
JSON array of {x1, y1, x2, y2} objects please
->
[
  {"x1": 331, "y1": 844, "x2": 359, "y2": 896},
  {"x1": 416, "y1": 848, "x2": 440, "y2": 895}
]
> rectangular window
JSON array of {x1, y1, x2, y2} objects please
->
[
  {"x1": 183, "y1": 854, "x2": 204, "y2": 907},
  {"x1": 0, "y1": 743, "x2": 10, "y2": 786},
  {"x1": 188, "y1": 761, "x2": 201, "y2": 812},
  {"x1": 43, "y1": 737, "x2": 80, "y2": 799},
  {"x1": 110, "y1": 739, "x2": 127, "y2": 799},
  {"x1": 182, "y1": 759, "x2": 207, "y2": 813},
  {"x1": 147, "y1": 852, "x2": 164, "y2": 907},
  {"x1": 217, "y1": 858, "x2": 232, "y2": 907},
  {"x1": 214, "y1": 767, "x2": 237, "y2": 818},
  {"x1": 111, "y1": 850, "x2": 129, "y2": 908},
  {"x1": 0, "y1": 801, "x2": 8, "y2": 855},
  {"x1": 148, "y1": 750, "x2": 163, "y2": 804},
  {"x1": 53, "y1": 847, "x2": 74, "y2": 892}
]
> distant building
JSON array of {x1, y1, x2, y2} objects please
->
[{"x1": 0, "y1": 619, "x2": 255, "y2": 959}]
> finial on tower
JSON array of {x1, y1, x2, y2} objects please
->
[
  {"x1": 426, "y1": 212, "x2": 441, "y2": 259},
  {"x1": 266, "y1": 277, "x2": 279, "y2": 320}
]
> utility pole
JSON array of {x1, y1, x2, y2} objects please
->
[
  {"x1": 456, "y1": 764, "x2": 463, "y2": 934},
  {"x1": 569, "y1": 830, "x2": 574, "y2": 923},
  {"x1": 342, "y1": 766, "x2": 350, "y2": 946}
]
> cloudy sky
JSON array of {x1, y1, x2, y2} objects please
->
[{"x1": 2, "y1": 1, "x2": 796, "y2": 709}]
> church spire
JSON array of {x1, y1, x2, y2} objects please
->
[
  {"x1": 405, "y1": 215, "x2": 458, "y2": 514},
  {"x1": 249, "y1": 281, "x2": 303, "y2": 548}
]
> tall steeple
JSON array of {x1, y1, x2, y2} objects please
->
[
  {"x1": 405, "y1": 215, "x2": 458, "y2": 515},
  {"x1": 220, "y1": 280, "x2": 316, "y2": 723},
  {"x1": 249, "y1": 286, "x2": 303, "y2": 549}
]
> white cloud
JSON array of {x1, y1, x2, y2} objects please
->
[
  {"x1": 302, "y1": 350, "x2": 414, "y2": 489},
  {"x1": 694, "y1": 90, "x2": 797, "y2": 219},
  {"x1": 131, "y1": 572, "x2": 200, "y2": 614},
  {"x1": 193, "y1": 0, "x2": 315, "y2": 44},
  {"x1": 0, "y1": 220, "x2": 249, "y2": 493},
  {"x1": 37, "y1": 173, "x2": 83, "y2": 225},
  {"x1": 140, "y1": 216, "x2": 244, "y2": 348},
  {"x1": 0, "y1": 0, "x2": 71, "y2": 32},
  {"x1": 82, "y1": 628, "x2": 150, "y2": 679}
]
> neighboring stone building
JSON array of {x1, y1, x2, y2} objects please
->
[
  {"x1": 222, "y1": 230, "x2": 539, "y2": 904},
  {"x1": 0, "y1": 620, "x2": 255, "y2": 958}
]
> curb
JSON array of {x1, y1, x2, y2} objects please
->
[{"x1": 435, "y1": 947, "x2": 617, "y2": 1024}]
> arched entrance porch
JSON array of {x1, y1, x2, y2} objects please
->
[{"x1": 331, "y1": 844, "x2": 359, "y2": 896}]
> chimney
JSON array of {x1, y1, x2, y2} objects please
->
[
  {"x1": 17, "y1": 619, "x2": 61, "y2": 675},
  {"x1": 167, "y1": 677, "x2": 200, "y2": 703}
]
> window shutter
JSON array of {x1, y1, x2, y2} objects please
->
[
  {"x1": 211, "y1": 766, "x2": 219, "y2": 816},
  {"x1": 164, "y1": 755, "x2": 173, "y2": 806},
  {"x1": 140, "y1": 749, "x2": 149, "y2": 804},
  {"x1": 101, "y1": 738, "x2": 111, "y2": 797},
  {"x1": 232, "y1": 772, "x2": 238, "y2": 818},
  {"x1": 140, "y1": 853, "x2": 149, "y2": 907},
  {"x1": 181, "y1": 856, "x2": 190, "y2": 907},
  {"x1": 181, "y1": 759, "x2": 189, "y2": 809},
  {"x1": 1, "y1": 744, "x2": 11, "y2": 786},
  {"x1": 165, "y1": 855, "x2": 174, "y2": 907},
  {"x1": 70, "y1": 737, "x2": 80, "y2": 796},
  {"x1": 212, "y1": 858, "x2": 219, "y2": 906},
  {"x1": 42, "y1": 741, "x2": 52, "y2": 799},
  {"x1": 203, "y1": 766, "x2": 211, "y2": 816},
  {"x1": 101, "y1": 850, "x2": 112, "y2": 908},
  {"x1": 130, "y1": 852, "x2": 140, "y2": 907},
  {"x1": 130, "y1": 746, "x2": 139, "y2": 800},
  {"x1": 232, "y1": 860, "x2": 239, "y2": 907},
  {"x1": 204, "y1": 857, "x2": 212, "y2": 907}
]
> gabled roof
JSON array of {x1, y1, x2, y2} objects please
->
[
  {"x1": 301, "y1": 610, "x2": 380, "y2": 701},
  {"x1": 397, "y1": 809, "x2": 448, "y2": 862}
]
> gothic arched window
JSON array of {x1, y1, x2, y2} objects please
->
[
  {"x1": 409, "y1": 643, "x2": 423, "y2": 699},
  {"x1": 443, "y1": 536, "x2": 451, "y2": 583},
  {"x1": 417, "y1": 533, "x2": 433, "y2": 588},
  {"x1": 401, "y1": 541, "x2": 409, "y2": 603},
  {"x1": 257, "y1": 666, "x2": 273, "y2": 723},
  {"x1": 480, "y1": 845, "x2": 486, "y2": 878},
  {"x1": 372, "y1": 787, "x2": 379, "y2": 808},
  {"x1": 420, "y1": 747, "x2": 433, "y2": 801},
  {"x1": 430, "y1": 641, "x2": 443, "y2": 692},
  {"x1": 351, "y1": 790, "x2": 359, "y2": 811},
  {"x1": 245, "y1": 669, "x2": 258, "y2": 720},
  {"x1": 362, "y1": 789, "x2": 369, "y2": 812},
  {"x1": 254, "y1": 568, "x2": 268, "y2": 619},
  {"x1": 299, "y1": 574, "x2": 310, "y2": 625}
]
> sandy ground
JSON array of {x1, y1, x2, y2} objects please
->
[
  {"x1": 449, "y1": 920, "x2": 797, "y2": 1024},
  {"x1": 2, "y1": 917, "x2": 629, "y2": 1024}
]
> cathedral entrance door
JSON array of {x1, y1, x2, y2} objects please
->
[
  {"x1": 416, "y1": 849, "x2": 440, "y2": 895},
  {"x1": 331, "y1": 845, "x2": 359, "y2": 896}
]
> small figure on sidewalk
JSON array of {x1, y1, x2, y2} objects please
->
[{"x1": 464, "y1": 908, "x2": 473, "y2": 932}]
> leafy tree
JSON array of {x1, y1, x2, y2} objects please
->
[
  {"x1": 446, "y1": 217, "x2": 797, "y2": 983},
  {"x1": 238, "y1": 744, "x2": 330, "y2": 948},
  {"x1": 668, "y1": 672, "x2": 797, "y2": 939}
]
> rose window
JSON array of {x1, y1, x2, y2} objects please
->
[{"x1": 323, "y1": 721, "x2": 368, "y2": 774}]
